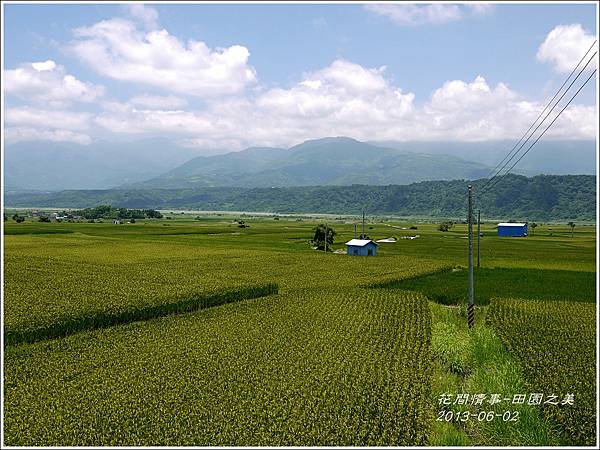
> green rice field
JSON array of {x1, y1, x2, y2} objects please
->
[{"x1": 2, "y1": 215, "x2": 597, "y2": 446}]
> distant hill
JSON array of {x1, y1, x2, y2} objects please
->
[
  {"x1": 3, "y1": 138, "x2": 202, "y2": 191},
  {"x1": 130, "y1": 137, "x2": 494, "y2": 188},
  {"x1": 369, "y1": 140, "x2": 597, "y2": 176},
  {"x1": 5, "y1": 137, "x2": 595, "y2": 192},
  {"x1": 5, "y1": 174, "x2": 595, "y2": 221}
]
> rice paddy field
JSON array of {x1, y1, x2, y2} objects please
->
[{"x1": 2, "y1": 214, "x2": 597, "y2": 446}]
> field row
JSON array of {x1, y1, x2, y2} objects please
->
[
  {"x1": 372, "y1": 267, "x2": 596, "y2": 305},
  {"x1": 4, "y1": 234, "x2": 446, "y2": 338},
  {"x1": 487, "y1": 298, "x2": 596, "y2": 446},
  {"x1": 5, "y1": 288, "x2": 433, "y2": 446}
]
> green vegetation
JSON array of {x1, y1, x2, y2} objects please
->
[
  {"x1": 373, "y1": 267, "x2": 596, "y2": 305},
  {"x1": 438, "y1": 221, "x2": 455, "y2": 232},
  {"x1": 5, "y1": 173, "x2": 596, "y2": 221},
  {"x1": 5, "y1": 284, "x2": 278, "y2": 346},
  {"x1": 73, "y1": 205, "x2": 163, "y2": 219},
  {"x1": 311, "y1": 224, "x2": 336, "y2": 251},
  {"x1": 4, "y1": 289, "x2": 433, "y2": 446},
  {"x1": 429, "y1": 302, "x2": 561, "y2": 446},
  {"x1": 2, "y1": 215, "x2": 596, "y2": 446},
  {"x1": 487, "y1": 298, "x2": 596, "y2": 446}
]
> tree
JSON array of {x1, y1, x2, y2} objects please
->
[
  {"x1": 438, "y1": 221, "x2": 454, "y2": 232},
  {"x1": 568, "y1": 221, "x2": 575, "y2": 238},
  {"x1": 311, "y1": 224, "x2": 336, "y2": 251},
  {"x1": 530, "y1": 222, "x2": 537, "y2": 235},
  {"x1": 38, "y1": 216, "x2": 50, "y2": 223}
]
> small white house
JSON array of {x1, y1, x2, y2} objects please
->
[{"x1": 345, "y1": 239, "x2": 378, "y2": 256}]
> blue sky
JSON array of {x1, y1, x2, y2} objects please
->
[{"x1": 3, "y1": 2, "x2": 598, "y2": 150}]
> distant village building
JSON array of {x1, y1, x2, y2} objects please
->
[
  {"x1": 113, "y1": 219, "x2": 121, "y2": 225},
  {"x1": 345, "y1": 239, "x2": 378, "y2": 256},
  {"x1": 497, "y1": 222, "x2": 528, "y2": 237}
]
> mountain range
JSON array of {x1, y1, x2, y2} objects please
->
[
  {"x1": 130, "y1": 137, "x2": 495, "y2": 189},
  {"x1": 4, "y1": 137, "x2": 596, "y2": 192}
]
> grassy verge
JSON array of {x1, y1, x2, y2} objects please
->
[
  {"x1": 375, "y1": 267, "x2": 595, "y2": 305},
  {"x1": 4, "y1": 283, "x2": 278, "y2": 346},
  {"x1": 428, "y1": 301, "x2": 562, "y2": 446}
]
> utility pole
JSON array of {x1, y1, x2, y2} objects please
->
[
  {"x1": 354, "y1": 223, "x2": 357, "y2": 239},
  {"x1": 477, "y1": 209, "x2": 481, "y2": 268},
  {"x1": 362, "y1": 211, "x2": 365, "y2": 239},
  {"x1": 325, "y1": 222, "x2": 328, "y2": 252},
  {"x1": 467, "y1": 185, "x2": 474, "y2": 329}
]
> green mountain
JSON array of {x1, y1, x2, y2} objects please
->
[
  {"x1": 130, "y1": 137, "x2": 494, "y2": 188},
  {"x1": 369, "y1": 140, "x2": 597, "y2": 176},
  {"x1": 5, "y1": 174, "x2": 595, "y2": 221}
]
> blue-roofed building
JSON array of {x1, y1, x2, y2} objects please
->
[
  {"x1": 497, "y1": 222, "x2": 528, "y2": 237},
  {"x1": 345, "y1": 239, "x2": 378, "y2": 256}
]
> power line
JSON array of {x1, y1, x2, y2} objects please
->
[
  {"x1": 483, "y1": 68, "x2": 597, "y2": 193},
  {"x1": 480, "y1": 46, "x2": 598, "y2": 194},
  {"x1": 482, "y1": 39, "x2": 597, "y2": 185}
]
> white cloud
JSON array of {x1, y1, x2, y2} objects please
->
[
  {"x1": 90, "y1": 59, "x2": 595, "y2": 148},
  {"x1": 466, "y1": 4, "x2": 495, "y2": 16},
  {"x1": 130, "y1": 94, "x2": 188, "y2": 109},
  {"x1": 95, "y1": 107, "x2": 212, "y2": 135},
  {"x1": 68, "y1": 17, "x2": 257, "y2": 96},
  {"x1": 127, "y1": 4, "x2": 159, "y2": 30},
  {"x1": 5, "y1": 106, "x2": 93, "y2": 131},
  {"x1": 4, "y1": 127, "x2": 93, "y2": 145},
  {"x1": 365, "y1": 3, "x2": 493, "y2": 26},
  {"x1": 537, "y1": 24, "x2": 597, "y2": 73},
  {"x1": 31, "y1": 60, "x2": 57, "y2": 71},
  {"x1": 4, "y1": 61, "x2": 104, "y2": 106}
]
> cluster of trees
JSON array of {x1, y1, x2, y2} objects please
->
[
  {"x1": 438, "y1": 221, "x2": 455, "y2": 232},
  {"x1": 311, "y1": 224, "x2": 336, "y2": 251},
  {"x1": 74, "y1": 205, "x2": 163, "y2": 220},
  {"x1": 5, "y1": 174, "x2": 595, "y2": 222}
]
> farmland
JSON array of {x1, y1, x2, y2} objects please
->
[
  {"x1": 487, "y1": 298, "x2": 597, "y2": 446},
  {"x1": 2, "y1": 214, "x2": 597, "y2": 446}
]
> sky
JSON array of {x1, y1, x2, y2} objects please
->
[{"x1": 2, "y1": 1, "x2": 598, "y2": 151}]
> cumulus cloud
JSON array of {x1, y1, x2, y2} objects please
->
[
  {"x1": 4, "y1": 60, "x2": 104, "y2": 106},
  {"x1": 95, "y1": 104, "x2": 215, "y2": 135},
  {"x1": 68, "y1": 17, "x2": 257, "y2": 96},
  {"x1": 91, "y1": 58, "x2": 595, "y2": 149},
  {"x1": 4, "y1": 9, "x2": 595, "y2": 149},
  {"x1": 365, "y1": 3, "x2": 492, "y2": 26},
  {"x1": 5, "y1": 106, "x2": 93, "y2": 131},
  {"x1": 537, "y1": 24, "x2": 597, "y2": 73},
  {"x1": 127, "y1": 4, "x2": 159, "y2": 30},
  {"x1": 130, "y1": 94, "x2": 188, "y2": 109}
]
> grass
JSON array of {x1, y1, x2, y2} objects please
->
[
  {"x1": 374, "y1": 267, "x2": 596, "y2": 305},
  {"x1": 428, "y1": 302, "x2": 562, "y2": 446}
]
